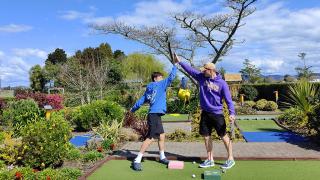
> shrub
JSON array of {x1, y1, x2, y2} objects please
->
[
  {"x1": 59, "y1": 168, "x2": 82, "y2": 180},
  {"x1": 82, "y1": 151, "x2": 104, "y2": 163},
  {"x1": 167, "y1": 97, "x2": 199, "y2": 114},
  {"x1": 118, "y1": 127, "x2": 139, "y2": 142},
  {"x1": 72, "y1": 100, "x2": 124, "y2": 131},
  {"x1": 278, "y1": 107, "x2": 307, "y2": 128},
  {"x1": 255, "y1": 99, "x2": 268, "y2": 110},
  {"x1": 308, "y1": 104, "x2": 320, "y2": 135},
  {"x1": 0, "y1": 131, "x2": 24, "y2": 165},
  {"x1": 20, "y1": 112, "x2": 72, "y2": 169},
  {"x1": 236, "y1": 104, "x2": 257, "y2": 115},
  {"x1": 0, "y1": 99, "x2": 6, "y2": 115},
  {"x1": 15, "y1": 92, "x2": 63, "y2": 110},
  {"x1": 65, "y1": 147, "x2": 82, "y2": 161},
  {"x1": 167, "y1": 129, "x2": 189, "y2": 142},
  {"x1": 93, "y1": 120, "x2": 123, "y2": 144},
  {"x1": 244, "y1": 101, "x2": 255, "y2": 108},
  {"x1": 101, "y1": 139, "x2": 114, "y2": 151},
  {"x1": 123, "y1": 112, "x2": 148, "y2": 140},
  {"x1": 264, "y1": 101, "x2": 278, "y2": 111},
  {"x1": 135, "y1": 106, "x2": 149, "y2": 120},
  {"x1": 239, "y1": 86, "x2": 258, "y2": 101},
  {"x1": 2, "y1": 99, "x2": 41, "y2": 135}
]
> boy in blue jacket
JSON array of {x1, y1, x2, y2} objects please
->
[{"x1": 130, "y1": 64, "x2": 177, "y2": 171}]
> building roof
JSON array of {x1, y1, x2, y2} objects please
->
[{"x1": 224, "y1": 73, "x2": 242, "y2": 82}]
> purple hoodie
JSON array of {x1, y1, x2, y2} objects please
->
[{"x1": 179, "y1": 62, "x2": 235, "y2": 115}]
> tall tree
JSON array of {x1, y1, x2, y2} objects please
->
[
  {"x1": 295, "y1": 52, "x2": 313, "y2": 80},
  {"x1": 123, "y1": 53, "x2": 167, "y2": 83},
  {"x1": 239, "y1": 59, "x2": 261, "y2": 84},
  {"x1": 45, "y1": 48, "x2": 67, "y2": 65},
  {"x1": 113, "y1": 50, "x2": 126, "y2": 61},
  {"x1": 29, "y1": 65, "x2": 46, "y2": 92}
]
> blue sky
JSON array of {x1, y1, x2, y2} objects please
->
[{"x1": 0, "y1": 0, "x2": 320, "y2": 87}]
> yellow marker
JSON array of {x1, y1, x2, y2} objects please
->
[{"x1": 240, "y1": 94, "x2": 244, "y2": 106}]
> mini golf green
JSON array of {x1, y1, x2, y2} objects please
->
[
  {"x1": 88, "y1": 160, "x2": 320, "y2": 180},
  {"x1": 162, "y1": 114, "x2": 190, "y2": 122},
  {"x1": 237, "y1": 120, "x2": 285, "y2": 132}
]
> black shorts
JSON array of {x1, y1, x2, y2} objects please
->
[
  {"x1": 200, "y1": 111, "x2": 226, "y2": 137},
  {"x1": 146, "y1": 113, "x2": 164, "y2": 139}
]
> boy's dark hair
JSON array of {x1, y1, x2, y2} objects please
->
[{"x1": 151, "y1": 72, "x2": 163, "y2": 82}]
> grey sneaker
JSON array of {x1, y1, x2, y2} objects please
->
[
  {"x1": 199, "y1": 159, "x2": 215, "y2": 168},
  {"x1": 159, "y1": 158, "x2": 169, "y2": 165},
  {"x1": 132, "y1": 162, "x2": 142, "y2": 171},
  {"x1": 221, "y1": 160, "x2": 235, "y2": 169}
]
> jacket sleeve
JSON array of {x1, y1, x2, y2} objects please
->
[
  {"x1": 221, "y1": 82, "x2": 236, "y2": 115},
  {"x1": 178, "y1": 62, "x2": 201, "y2": 81},
  {"x1": 162, "y1": 65, "x2": 177, "y2": 87},
  {"x1": 131, "y1": 90, "x2": 147, "y2": 113}
]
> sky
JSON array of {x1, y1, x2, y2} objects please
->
[{"x1": 0, "y1": 0, "x2": 320, "y2": 87}]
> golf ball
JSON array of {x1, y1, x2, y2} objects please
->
[
  {"x1": 192, "y1": 174, "x2": 196, "y2": 178},
  {"x1": 222, "y1": 169, "x2": 226, "y2": 173},
  {"x1": 192, "y1": 161, "x2": 196, "y2": 164}
]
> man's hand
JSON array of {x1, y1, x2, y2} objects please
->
[
  {"x1": 173, "y1": 53, "x2": 180, "y2": 64},
  {"x1": 229, "y1": 115, "x2": 236, "y2": 124}
]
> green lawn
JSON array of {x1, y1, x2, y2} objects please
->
[
  {"x1": 237, "y1": 120, "x2": 285, "y2": 132},
  {"x1": 88, "y1": 160, "x2": 320, "y2": 180},
  {"x1": 162, "y1": 114, "x2": 190, "y2": 122}
]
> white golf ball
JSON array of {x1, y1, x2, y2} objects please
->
[
  {"x1": 192, "y1": 174, "x2": 196, "y2": 178},
  {"x1": 222, "y1": 169, "x2": 226, "y2": 173},
  {"x1": 192, "y1": 161, "x2": 196, "y2": 164}
]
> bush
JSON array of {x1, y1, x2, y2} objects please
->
[
  {"x1": 236, "y1": 104, "x2": 257, "y2": 115},
  {"x1": 255, "y1": 99, "x2": 268, "y2": 110},
  {"x1": 239, "y1": 86, "x2": 258, "y2": 101},
  {"x1": 167, "y1": 97, "x2": 199, "y2": 114},
  {"x1": 264, "y1": 101, "x2": 278, "y2": 111},
  {"x1": 123, "y1": 112, "x2": 148, "y2": 140},
  {"x1": 20, "y1": 112, "x2": 72, "y2": 169},
  {"x1": 82, "y1": 151, "x2": 104, "y2": 163},
  {"x1": 65, "y1": 147, "x2": 82, "y2": 161},
  {"x1": 0, "y1": 131, "x2": 24, "y2": 165},
  {"x1": 244, "y1": 101, "x2": 255, "y2": 108},
  {"x1": 167, "y1": 129, "x2": 189, "y2": 142},
  {"x1": 308, "y1": 104, "x2": 320, "y2": 135},
  {"x1": 135, "y1": 106, "x2": 149, "y2": 120},
  {"x1": 278, "y1": 107, "x2": 307, "y2": 128},
  {"x1": 93, "y1": 120, "x2": 123, "y2": 144},
  {"x1": 118, "y1": 128, "x2": 139, "y2": 142},
  {"x1": 2, "y1": 99, "x2": 41, "y2": 135},
  {"x1": 15, "y1": 92, "x2": 63, "y2": 110},
  {"x1": 72, "y1": 100, "x2": 124, "y2": 131}
]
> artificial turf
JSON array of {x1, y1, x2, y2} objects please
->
[
  {"x1": 88, "y1": 160, "x2": 320, "y2": 180},
  {"x1": 237, "y1": 120, "x2": 285, "y2": 132},
  {"x1": 161, "y1": 114, "x2": 190, "y2": 122}
]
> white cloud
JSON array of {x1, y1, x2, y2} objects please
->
[
  {"x1": 13, "y1": 48, "x2": 48, "y2": 59},
  {"x1": 0, "y1": 24, "x2": 33, "y2": 33},
  {"x1": 220, "y1": 1, "x2": 320, "y2": 75},
  {"x1": 0, "y1": 48, "x2": 48, "y2": 87},
  {"x1": 59, "y1": 10, "x2": 93, "y2": 20}
]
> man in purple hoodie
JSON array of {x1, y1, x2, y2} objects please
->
[{"x1": 175, "y1": 54, "x2": 236, "y2": 170}]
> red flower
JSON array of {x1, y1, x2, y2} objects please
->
[
  {"x1": 15, "y1": 171, "x2": 22, "y2": 179},
  {"x1": 47, "y1": 175, "x2": 51, "y2": 180}
]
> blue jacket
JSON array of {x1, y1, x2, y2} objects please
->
[{"x1": 131, "y1": 65, "x2": 177, "y2": 114}]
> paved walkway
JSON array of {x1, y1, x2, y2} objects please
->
[{"x1": 115, "y1": 142, "x2": 320, "y2": 160}]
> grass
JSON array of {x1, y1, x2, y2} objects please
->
[
  {"x1": 88, "y1": 160, "x2": 320, "y2": 180},
  {"x1": 237, "y1": 120, "x2": 285, "y2": 132},
  {"x1": 162, "y1": 114, "x2": 190, "y2": 122}
]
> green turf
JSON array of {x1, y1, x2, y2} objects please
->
[
  {"x1": 162, "y1": 114, "x2": 190, "y2": 122},
  {"x1": 88, "y1": 160, "x2": 320, "y2": 180},
  {"x1": 237, "y1": 120, "x2": 285, "y2": 132}
]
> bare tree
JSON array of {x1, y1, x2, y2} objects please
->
[
  {"x1": 92, "y1": 0, "x2": 256, "y2": 85},
  {"x1": 174, "y1": 0, "x2": 257, "y2": 63}
]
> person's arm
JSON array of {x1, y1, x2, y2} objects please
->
[
  {"x1": 222, "y1": 82, "x2": 236, "y2": 119},
  {"x1": 162, "y1": 65, "x2": 177, "y2": 87},
  {"x1": 174, "y1": 53, "x2": 201, "y2": 81},
  {"x1": 130, "y1": 91, "x2": 147, "y2": 113}
]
